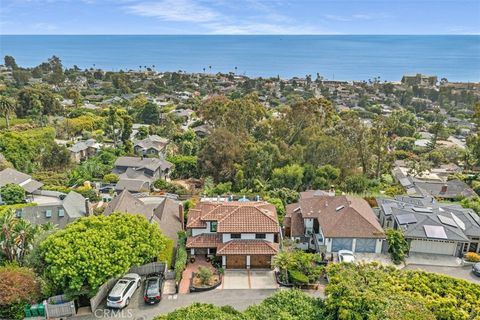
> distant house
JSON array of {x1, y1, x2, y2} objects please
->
[
  {"x1": 113, "y1": 157, "x2": 173, "y2": 193},
  {"x1": 193, "y1": 125, "x2": 209, "y2": 138},
  {"x1": 0, "y1": 168, "x2": 43, "y2": 195},
  {"x1": 377, "y1": 195, "x2": 480, "y2": 256},
  {"x1": 171, "y1": 108, "x2": 195, "y2": 123},
  {"x1": 186, "y1": 200, "x2": 280, "y2": 269},
  {"x1": 18, "y1": 191, "x2": 89, "y2": 229},
  {"x1": 392, "y1": 165, "x2": 477, "y2": 199},
  {"x1": 104, "y1": 190, "x2": 183, "y2": 243},
  {"x1": 284, "y1": 191, "x2": 385, "y2": 253},
  {"x1": 133, "y1": 135, "x2": 169, "y2": 158},
  {"x1": 68, "y1": 139, "x2": 102, "y2": 163}
]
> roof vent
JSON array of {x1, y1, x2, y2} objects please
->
[{"x1": 335, "y1": 205, "x2": 345, "y2": 212}]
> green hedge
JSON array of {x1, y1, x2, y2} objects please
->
[
  {"x1": 289, "y1": 270, "x2": 309, "y2": 285},
  {"x1": 158, "y1": 237, "x2": 175, "y2": 269},
  {"x1": 175, "y1": 231, "x2": 188, "y2": 282}
]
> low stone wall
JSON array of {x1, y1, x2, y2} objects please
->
[{"x1": 189, "y1": 272, "x2": 222, "y2": 292}]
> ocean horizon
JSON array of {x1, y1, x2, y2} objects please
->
[{"x1": 1, "y1": 35, "x2": 479, "y2": 82}]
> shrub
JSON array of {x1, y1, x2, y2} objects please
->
[
  {"x1": 464, "y1": 252, "x2": 480, "y2": 262},
  {"x1": 0, "y1": 184, "x2": 25, "y2": 204},
  {"x1": 42, "y1": 185, "x2": 72, "y2": 194},
  {"x1": 343, "y1": 175, "x2": 369, "y2": 194},
  {"x1": 158, "y1": 238, "x2": 175, "y2": 269},
  {"x1": 154, "y1": 179, "x2": 189, "y2": 195},
  {"x1": 102, "y1": 173, "x2": 119, "y2": 183},
  {"x1": 385, "y1": 228, "x2": 409, "y2": 264},
  {"x1": 0, "y1": 265, "x2": 41, "y2": 320},
  {"x1": 289, "y1": 270, "x2": 309, "y2": 285},
  {"x1": 197, "y1": 266, "x2": 213, "y2": 285},
  {"x1": 174, "y1": 231, "x2": 188, "y2": 282}
]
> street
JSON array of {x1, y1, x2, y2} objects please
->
[
  {"x1": 403, "y1": 264, "x2": 480, "y2": 284},
  {"x1": 75, "y1": 289, "x2": 279, "y2": 320}
]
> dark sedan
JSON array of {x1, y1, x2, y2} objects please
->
[
  {"x1": 473, "y1": 263, "x2": 480, "y2": 277},
  {"x1": 143, "y1": 273, "x2": 163, "y2": 304}
]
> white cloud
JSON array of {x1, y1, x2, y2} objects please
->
[
  {"x1": 324, "y1": 14, "x2": 372, "y2": 22},
  {"x1": 127, "y1": 0, "x2": 220, "y2": 23},
  {"x1": 125, "y1": 0, "x2": 330, "y2": 34}
]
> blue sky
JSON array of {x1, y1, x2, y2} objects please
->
[{"x1": 1, "y1": 0, "x2": 479, "y2": 35}]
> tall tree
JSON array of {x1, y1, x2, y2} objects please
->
[
  {"x1": 0, "y1": 95, "x2": 16, "y2": 130},
  {"x1": 370, "y1": 116, "x2": 389, "y2": 179}
]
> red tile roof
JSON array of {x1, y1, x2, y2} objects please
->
[
  {"x1": 186, "y1": 201, "x2": 279, "y2": 234},
  {"x1": 217, "y1": 240, "x2": 279, "y2": 255},
  {"x1": 186, "y1": 234, "x2": 223, "y2": 248}
]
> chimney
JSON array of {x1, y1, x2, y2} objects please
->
[
  {"x1": 179, "y1": 204, "x2": 184, "y2": 229},
  {"x1": 85, "y1": 198, "x2": 90, "y2": 216},
  {"x1": 440, "y1": 184, "x2": 448, "y2": 194}
]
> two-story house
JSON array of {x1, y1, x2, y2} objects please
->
[
  {"x1": 17, "y1": 191, "x2": 89, "y2": 229},
  {"x1": 186, "y1": 200, "x2": 280, "y2": 269},
  {"x1": 68, "y1": 138, "x2": 102, "y2": 163},
  {"x1": 284, "y1": 191, "x2": 385, "y2": 253},
  {"x1": 113, "y1": 156, "x2": 173, "y2": 193},
  {"x1": 377, "y1": 195, "x2": 480, "y2": 256},
  {"x1": 133, "y1": 135, "x2": 169, "y2": 158}
]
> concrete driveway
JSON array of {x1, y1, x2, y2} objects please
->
[{"x1": 221, "y1": 270, "x2": 278, "y2": 289}]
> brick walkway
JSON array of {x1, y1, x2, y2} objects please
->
[{"x1": 178, "y1": 256, "x2": 216, "y2": 294}]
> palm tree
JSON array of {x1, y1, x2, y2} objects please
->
[
  {"x1": 273, "y1": 251, "x2": 293, "y2": 283},
  {"x1": 0, "y1": 95, "x2": 16, "y2": 130},
  {"x1": 13, "y1": 218, "x2": 37, "y2": 262},
  {"x1": 0, "y1": 210, "x2": 16, "y2": 261}
]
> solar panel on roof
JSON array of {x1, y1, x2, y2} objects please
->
[
  {"x1": 450, "y1": 213, "x2": 466, "y2": 230},
  {"x1": 412, "y1": 207, "x2": 433, "y2": 213},
  {"x1": 396, "y1": 214, "x2": 417, "y2": 225},
  {"x1": 424, "y1": 225, "x2": 448, "y2": 239},
  {"x1": 468, "y1": 211, "x2": 480, "y2": 227},
  {"x1": 438, "y1": 215, "x2": 457, "y2": 228}
]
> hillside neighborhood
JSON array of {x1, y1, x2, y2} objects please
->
[{"x1": 0, "y1": 55, "x2": 480, "y2": 320}]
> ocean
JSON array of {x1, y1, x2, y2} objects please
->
[{"x1": 0, "y1": 35, "x2": 479, "y2": 82}]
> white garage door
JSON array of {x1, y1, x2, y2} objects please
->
[{"x1": 409, "y1": 240, "x2": 457, "y2": 255}]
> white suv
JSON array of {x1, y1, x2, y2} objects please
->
[
  {"x1": 107, "y1": 273, "x2": 141, "y2": 309},
  {"x1": 338, "y1": 250, "x2": 355, "y2": 263}
]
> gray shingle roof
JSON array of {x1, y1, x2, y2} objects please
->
[
  {"x1": 104, "y1": 190, "x2": 183, "y2": 243},
  {"x1": 0, "y1": 168, "x2": 43, "y2": 193},
  {"x1": 114, "y1": 156, "x2": 172, "y2": 171},
  {"x1": 377, "y1": 196, "x2": 480, "y2": 241}
]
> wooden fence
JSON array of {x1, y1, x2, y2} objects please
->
[{"x1": 44, "y1": 294, "x2": 76, "y2": 319}]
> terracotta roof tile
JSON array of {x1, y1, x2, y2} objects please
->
[
  {"x1": 186, "y1": 234, "x2": 222, "y2": 248},
  {"x1": 186, "y1": 201, "x2": 279, "y2": 234},
  {"x1": 217, "y1": 240, "x2": 279, "y2": 255}
]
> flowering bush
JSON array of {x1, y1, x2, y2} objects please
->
[{"x1": 464, "y1": 252, "x2": 480, "y2": 262}]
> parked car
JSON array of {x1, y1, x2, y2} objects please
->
[
  {"x1": 338, "y1": 250, "x2": 355, "y2": 263},
  {"x1": 144, "y1": 273, "x2": 163, "y2": 304},
  {"x1": 107, "y1": 273, "x2": 141, "y2": 309},
  {"x1": 473, "y1": 262, "x2": 480, "y2": 277}
]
